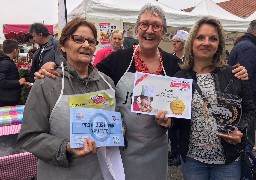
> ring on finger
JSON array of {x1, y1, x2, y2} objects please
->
[{"x1": 162, "y1": 119, "x2": 167, "y2": 124}]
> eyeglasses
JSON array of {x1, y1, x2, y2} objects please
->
[
  {"x1": 70, "y1": 35, "x2": 98, "y2": 46},
  {"x1": 112, "y1": 37, "x2": 123, "y2": 41},
  {"x1": 172, "y1": 40, "x2": 182, "y2": 43},
  {"x1": 138, "y1": 22, "x2": 163, "y2": 32}
]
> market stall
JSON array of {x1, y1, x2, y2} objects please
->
[
  {"x1": 3, "y1": 24, "x2": 53, "y2": 43},
  {"x1": 0, "y1": 105, "x2": 37, "y2": 180}
]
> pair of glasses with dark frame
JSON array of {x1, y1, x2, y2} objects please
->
[
  {"x1": 70, "y1": 35, "x2": 98, "y2": 46},
  {"x1": 138, "y1": 22, "x2": 163, "y2": 32},
  {"x1": 172, "y1": 40, "x2": 182, "y2": 43}
]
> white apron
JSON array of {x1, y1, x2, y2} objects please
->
[
  {"x1": 116, "y1": 46, "x2": 168, "y2": 180},
  {"x1": 37, "y1": 64, "x2": 125, "y2": 180}
]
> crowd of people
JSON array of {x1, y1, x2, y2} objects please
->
[{"x1": 0, "y1": 3, "x2": 256, "y2": 180}]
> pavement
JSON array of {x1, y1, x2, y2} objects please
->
[{"x1": 168, "y1": 165, "x2": 183, "y2": 180}]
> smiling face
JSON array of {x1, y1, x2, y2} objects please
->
[
  {"x1": 136, "y1": 11, "x2": 164, "y2": 52},
  {"x1": 192, "y1": 24, "x2": 219, "y2": 63},
  {"x1": 61, "y1": 25, "x2": 96, "y2": 67},
  {"x1": 110, "y1": 32, "x2": 124, "y2": 49},
  {"x1": 140, "y1": 96, "x2": 152, "y2": 106}
]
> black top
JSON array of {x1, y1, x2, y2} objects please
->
[
  {"x1": 228, "y1": 33, "x2": 256, "y2": 103},
  {"x1": 96, "y1": 47, "x2": 181, "y2": 86},
  {"x1": 0, "y1": 53, "x2": 22, "y2": 103}
]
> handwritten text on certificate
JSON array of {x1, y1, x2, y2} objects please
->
[
  {"x1": 131, "y1": 72, "x2": 193, "y2": 119},
  {"x1": 70, "y1": 108, "x2": 124, "y2": 148}
]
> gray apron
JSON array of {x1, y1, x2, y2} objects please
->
[
  {"x1": 116, "y1": 47, "x2": 168, "y2": 180},
  {"x1": 37, "y1": 65, "x2": 123, "y2": 180}
]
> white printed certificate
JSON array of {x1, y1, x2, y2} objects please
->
[
  {"x1": 70, "y1": 108, "x2": 124, "y2": 148},
  {"x1": 131, "y1": 72, "x2": 193, "y2": 119}
]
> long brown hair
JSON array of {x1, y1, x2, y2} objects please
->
[{"x1": 181, "y1": 17, "x2": 227, "y2": 70}]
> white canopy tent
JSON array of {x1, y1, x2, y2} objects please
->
[
  {"x1": 68, "y1": 0, "x2": 201, "y2": 25},
  {"x1": 246, "y1": 11, "x2": 256, "y2": 21},
  {"x1": 67, "y1": 0, "x2": 250, "y2": 32}
]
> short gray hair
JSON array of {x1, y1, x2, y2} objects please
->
[
  {"x1": 247, "y1": 19, "x2": 256, "y2": 33},
  {"x1": 135, "y1": 4, "x2": 167, "y2": 34}
]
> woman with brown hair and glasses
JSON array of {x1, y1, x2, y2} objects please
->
[{"x1": 17, "y1": 17, "x2": 119, "y2": 179}]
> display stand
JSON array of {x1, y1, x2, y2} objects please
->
[{"x1": 0, "y1": 105, "x2": 37, "y2": 179}]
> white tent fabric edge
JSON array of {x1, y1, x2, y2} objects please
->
[
  {"x1": 246, "y1": 11, "x2": 256, "y2": 21},
  {"x1": 67, "y1": 0, "x2": 251, "y2": 32}
]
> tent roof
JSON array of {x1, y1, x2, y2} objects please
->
[
  {"x1": 218, "y1": 0, "x2": 256, "y2": 18},
  {"x1": 68, "y1": 0, "x2": 199, "y2": 22},
  {"x1": 191, "y1": 0, "x2": 244, "y2": 21},
  {"x1": 68, "y1": 0, "x2": 250, "y2": 32},
  {"x1": 3, "y1": 24, "x2": 54, "y2": 34}
]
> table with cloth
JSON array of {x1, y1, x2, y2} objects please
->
[{"x1": 0, "y1": 105, "x2": 37, "y2": 180}]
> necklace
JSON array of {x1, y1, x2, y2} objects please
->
[{"x1": 133, "y1": 45, "x2": 163, "y2": 75}]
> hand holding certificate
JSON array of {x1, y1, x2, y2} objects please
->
[
  {"x1": 67, "y1": 137, "x2": 97, "y2": 157},
  {"x1": 70, "y1": 108, "x2": 124, "y2": 148},
  {"x1": 68, "y1": 90, "x2": 124, "y2": 148},
  {"x1": 132, "y1": 72, "x2": 193, "y2": 119}
]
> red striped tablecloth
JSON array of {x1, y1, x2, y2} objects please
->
[
  {"x1": 0, "y1": 124, "x2": 21, "y2": 136},
  {"x1": 0, "y1": 124, "x2": 37, "y2": 179},
  {"x1": 0, "y1": 152, "x2": 37, "y2": 180}
]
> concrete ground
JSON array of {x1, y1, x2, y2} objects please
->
[{"x1": 168, "y1": 165, "x2": 183, "y2": 180}]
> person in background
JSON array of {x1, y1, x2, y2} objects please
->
[
  {"x1": 28, "y1": 47, "x2": 37, "y2": 63},
  {"x1": 0, "y1": 39, "x2": 31, "y2": 107},
  {"x1": 29, "y1": 23, "x2": 63, "y2": 82},
  {"x1": 157, "y1": 16, "x2": 256, "y2": 180},
  {"x1": 17, "y1": 17, "x2": 117, "y2": 179},
  {"x1": 228, "y1": 19, "x2": 256, "y2": 180},
  {"x1": 93, "y1": 30, "x2": 124, "y2": 66},
  {"x1": 168, "y1": 29, "x2": 189, "y2": 166},
  {"x1": 34, "y1": 5, "x2": 249, "y2": 180},
  {"x1": 225, "y1": 50, "x2": 229, "y2": 62},
  {"x1": 172, "y1": 30, "x2": 189, "y2": 61}
]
